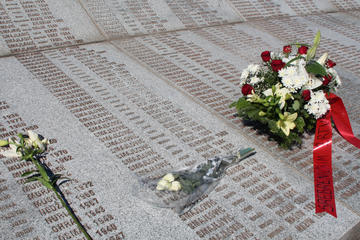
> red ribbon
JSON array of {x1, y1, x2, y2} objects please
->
[{"x1": 313, "y1": 93, "x2": 360, "y2": 217}]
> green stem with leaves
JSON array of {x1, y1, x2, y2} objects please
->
[
  {"x1": 52, "y1": 185, "x2": 93, "y2": 240},
  {"x1": 1, "y1": 132, "x2": 93, "y2": 240},
  {"x1": 30, "y1": 156, "x2": 93, "y2": 240}
]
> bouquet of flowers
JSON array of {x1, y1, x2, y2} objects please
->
[
  {"x1": 230, "y1": 31, "x2": 341, "y2": 148},
  {"x1": 133, "y1": 148, "x2": 255, "y2": 214}
]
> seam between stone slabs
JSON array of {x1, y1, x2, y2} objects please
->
[
  {"x1": 0, "y1": 9, "x2": 352, "y2": 59},
  {"x1": 76, "y1": 0, "x2": 110, "y2": 40},
  {"x1": 0, "y1": 39, "x2": 107, "y2": 59},
  {"x1": 110, "y1": 37, "x2": 360, "y2": 218}
]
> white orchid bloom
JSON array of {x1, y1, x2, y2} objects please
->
[
  {"x1": 317, "y1": 53, "x2": 328, "y2": 66},
  {"x1": 169, "y1": 181, "x2": 182, "y2": 191}
]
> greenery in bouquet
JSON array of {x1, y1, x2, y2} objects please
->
[{"x1": 230, "y1": 31, "x2": 341, "y2": 149}]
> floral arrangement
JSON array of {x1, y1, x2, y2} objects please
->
[
  {"x1": 230, "y1": 31, "x2": 341, "y2": 148},
  {"x1": 0, "y1": 131, "x2": 93, "y2": 240},
  {"x1": 135, "y1": 148, "x2": 255, "y2": 213}
]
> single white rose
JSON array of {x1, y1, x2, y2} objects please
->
[
  {"x1": 169, "y1": 181, "x2": 182, "y2": 191},
  {"x1": 162, "y1": 173, "x2": 175, "y2": 182},
  {"x1": 156, "y1": 179, "x2": 171, "y2": 191}
]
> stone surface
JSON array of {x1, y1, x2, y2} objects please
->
[{"x1": 1, "y1": 1, "x2": 360, "y2": 240}]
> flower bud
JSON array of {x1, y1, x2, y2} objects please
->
[
  {"x1": 258, "y1": 111, "x2": 266, "y2": 117},
  {"x1": 317, "y1": 53, "x2": 328, "y2": 66}
]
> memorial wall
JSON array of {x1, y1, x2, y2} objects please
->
[{"x1": 1, "y1": 0, "x2": 360, "y2": 239}]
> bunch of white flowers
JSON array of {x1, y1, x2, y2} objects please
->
[
  {"x1": 304, "y1": 91, "x2": 330, "y2": 119},
  {"x1": 156, "y1": 173, "x2": 181, "y2": 191},
  {"x1": 279, "y1": 60, "x2": 309, "y2": 93},
  {"x1": 240, "y1": 64, "x2": 263, "y2": 85},
  {"x1": 0, "y1": 131, "x2": 48, "y2": 158}
]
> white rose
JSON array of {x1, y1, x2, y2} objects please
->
[
  {"x1": 169, "y1": 181, "x2": 182, "y2": 191},
  {"x1": 156, "y1": 179, "x2": 171, "y2": 191},
  {"x1": 162, "y1": 173, "x2": 175, "y2": 182}
]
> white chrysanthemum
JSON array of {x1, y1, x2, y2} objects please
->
[
  {"x1": 247, "y1": 64, "x2": 260, "y2": 74},
  {"x1": 240, "y1": 69, "x2": 249, "y2": 83},
  {"x1": 250, "y1": 76, "x2": 263, "y2": 85},
  {"x1": 304, "y1": 91, "x2": 330, "y2": 119},
  {"x1": 279, "y1": 65, "x2": 309, "y2": 92},
  {"x1": 282, "y1": 54, "x2": 298, "y2": 64}
]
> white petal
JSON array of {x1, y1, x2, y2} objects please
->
[{"x1": 28, "y1": 131, "x2": 39, "y2": 141}]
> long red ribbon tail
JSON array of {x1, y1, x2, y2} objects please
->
[
  {"x1": 327, "y1": 93, "x2": 360, "y2": 148},
  {"x1": 313, "y1": 112, "x2": 336, "y2": 217},
  {"x1": 313, "y1": 93, "x2": 360, "y2": 218}
]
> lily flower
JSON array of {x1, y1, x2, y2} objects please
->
[
  {"x1": 246, "y1": 90, "x2": 261, "y2": 103},
  {"x1": 317, "y1": 53, "x2": 328, "y2": 66},
  {"x1": 276, "y1": 112, "x2": 298, "y2": 136},
  {"x1": 1, "y1": 139, "x2": 21, "y2": 158},
  {"x1": 28, "y1": 131, "x2": 47, "y2": 151},
  {"x1": 263, "y1": 83, "x2": 292, "y2": 109}
]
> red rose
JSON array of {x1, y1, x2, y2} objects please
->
[
  {"x1": 261, "y1": 51, "x2": 271, "y2": 62},
  {"x1": 241, "y1": 84, "x2": 254, "y2": 96},
  {"x1": 283, "y1": 45, "x2": 291, "y2": 54},
  {"x1": 298, "y1": 46, "x2": 308, "y2": 55},
  {"x1": 322, "y1": 75, "x2": 332, "y2": 86},
  {"x1": 271, "y1": 59, "x2": 285, "y2": 72},
  {"x1": 302, "y1": 89, "x2": 311, "y2": 101},
  {"x1": 326, "y1": 59, "x2": 336, "y2": 68}
]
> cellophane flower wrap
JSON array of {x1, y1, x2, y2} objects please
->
[
  {"x1": 230, "y1": 31, "x2": 341, "y2": 148},
  {"x1": 133, "y1": 148, "x2": 254, "y2": 214}
]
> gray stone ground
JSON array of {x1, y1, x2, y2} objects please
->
[{"x1": 1, "y1": 0, "x2": 360, "y2": 239}]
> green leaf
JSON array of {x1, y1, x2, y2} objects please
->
[
  {"x1": 25, "y1": 177, "x2": 38, "y2": 183},
  {"x1": 305, "y1": 61, "x2": 327, "y2": 76},
  {"x1": 295, "y1": 117, "x2": 305, "y2": 132},
  {"x1": 285, "y1": 55, "x2": 302, "y2": 67},
  {"x1": 268, "y1": 120, "x2": 278, "y2": 133},
  {"x1": 37, "y1": 177, "x2": 53, "y2": 190},
  {"x1": 292, "y1": 100, "x2": 300, "y2": 111},
  {"x1": 238, "y1": 148, "x2": 255, "y2": 160},
  {"x1": 21, "y1": 170, "x2": 38, "y2": 177},
  {"x1": 229, "y1": 102, "x2": 237, "y2": 108}
]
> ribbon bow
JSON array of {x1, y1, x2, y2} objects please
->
[{"x1": 313, "y1": 93, "x2": 360, "y2": 217}]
